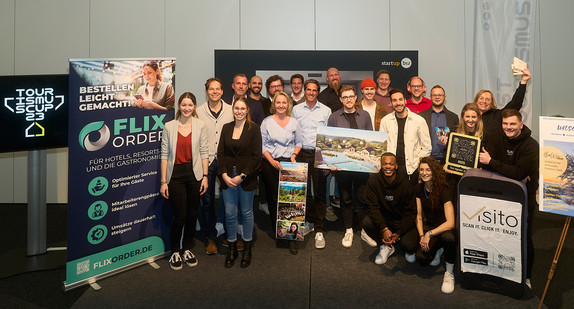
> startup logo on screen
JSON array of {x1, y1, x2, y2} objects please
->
[{"x1": 3, "y1": 87, "x2": 65, "y2": 137}]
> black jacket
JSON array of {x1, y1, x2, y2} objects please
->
[
  {"x1": 482, "y1": 83, "x2": 526, "y2": 142},
  {"x1": 364, "y1": 170, "x2": 416, "y2": 236},
  {"x1": 217, "y1": 121, "x2": 262, "y2": 191}
]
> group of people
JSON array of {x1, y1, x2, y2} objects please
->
[{"x1": 157, "y1": 65, "x2": 538, "y2": 294}]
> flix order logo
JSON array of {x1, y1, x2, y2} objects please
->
[{"x1": 3, "y1": 87, "x2": 65, "y2": 137}]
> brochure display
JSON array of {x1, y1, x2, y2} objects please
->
[
  {"x1": 315, "y1": 126, "x2": 387, "y2": 173},
  {"x1": 65, "y1": 58, "x2": 175, "y2": 290},
  {"x1": 458, "y1": 169, "x2": 527, "y2": 299},
  {"x1": 276, "y1": 162, "x2": 308, "y2": 241}
]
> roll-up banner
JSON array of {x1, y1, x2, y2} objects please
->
[
  {"x1": 473, "y1": 0, "x2": 536, "y2": 126},
  {"x1": 65, "y1": 58, "x2": 175, "y2": 291}
]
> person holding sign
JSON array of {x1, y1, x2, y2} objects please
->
[
  {"x1": 260, "y1": 91, "x2": 303, "y2": 255},
  {"x1": 479, "y1": 108, "x2": 539, "y2": 287},
  {"x1": 160, "y1": 92, "x2": 209, "y2": 271},
  {"x1": 133, "y1": 60, "x2": 175, "y2": 110},
  {"x1": 326, "y1": 85, "x2": 372, "y2": 248},
  {"x1": 405, "y1": 157, "x2": 456, "y2": 293},
  {"x1": 217, "y1": 96, "x2": 262, "y2": 268}
]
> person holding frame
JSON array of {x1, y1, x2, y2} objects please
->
[
  {"x1": 160, "y1": 92, "x2": 209, "y2": 270},
  {"x1": 217, "y1": 96, "x2": 262, "y2": 268},
  {"x1": 260, "y1": 91, "x2": 303, "y2": 255}
]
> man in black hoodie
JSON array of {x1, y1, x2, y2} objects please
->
[
  {"x1": 479, "y1": 108, "x2": 539, "y2": 287},
  {"x1": 361, "y1": 153, "x2": 417, "y2": 264}
]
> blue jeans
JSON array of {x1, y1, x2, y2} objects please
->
[{"x1": 221, "y1": 169, "x2": 255, "y2": 242}]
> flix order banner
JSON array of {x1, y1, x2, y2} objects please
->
[{"x1": 65, "y1": 58, "x2": 175, "y2": 290}]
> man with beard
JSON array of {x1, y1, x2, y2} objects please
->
[
  {"x1": 418, "y1": 85, "x2": 458, "y2": 163},
  {"x1": 405, "y1": 76, "x2": 432, "y2": 114},
  {"x1": 318, "y1": 67, "x2": 343, "y2": 112},
  {"x1": 380, "y1": 89, "x2": 431, "y2": 185},
  {"x1": 290, "y1": 74, "x2": 305, "y2": 104},
  {"x1": 361, "y1": 153, "x2": 417, "y2": 264},
  {"x1": 374, "y1": 70, "x2": 394, "y2": 114},
  {"x1": 261, "y1": 75, "x2": 285, "y2": 117},
  {"x1": 479, "y1": 109, "x2": 539, "y2": 288},
  {"x1": 247, "y1": 75, "x2": 265, "y2": 125},
  {"x1": 355, "y1": 78, "x2": 387, "y2": 131}
]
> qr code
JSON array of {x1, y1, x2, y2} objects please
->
[
  {"x1": 76, "y1": 260, "x2": 90, "y2": 275},
  {"x1": 497, "y1": 254, "x2": 515, "y2": 272}
]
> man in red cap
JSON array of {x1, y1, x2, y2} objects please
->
[{"x1": 355, "y1": 78, "x2": 388, "y2": 131}]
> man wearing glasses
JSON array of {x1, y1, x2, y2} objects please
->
[
  {"x1": 405, "y1": 76, "x2": 432, "y2": 114},
  {"x1": 418, "y1": 85, "x2": 459, "y2": 163},
  {"x1": 326, "y1": 85, "x2": 373, "y2": 248},
  {"x1": 261, "y1": 75, "x2": 285, "y2": 117}
]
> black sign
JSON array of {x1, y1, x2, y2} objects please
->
[{"x1": 444, "y1": 133, "x2": 481, "y2": 176}]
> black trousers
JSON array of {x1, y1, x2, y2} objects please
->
[
  {"x1": 402, "y1": 227, "x2": 457, "y2": 265},
  {"x1": 168, "y1": 163, "x2": 200, "y2": 252},
  {"x1": 334, "y1": 171, "x2": 369, "y2": 229},
  {"x1": 362, "y1": 215, "x2": 418, "y2": 254},
  {"x1": 297, "y1": 149, "x2": 326, "y2": 232}
]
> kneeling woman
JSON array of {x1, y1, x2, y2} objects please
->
[
  {"x1": 160, "y1": 92, "x2": 209, "y2": 270},
  {"x1": 217, "y1": 96, "x2": 262, "y2": 268},
  {"x1": 415, "y1": 157, "x2": 456, "y2": 293}
]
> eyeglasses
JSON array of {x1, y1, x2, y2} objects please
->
[
  {"x1": 431, "y1": 94, "x2": 445, "y2": 97},
  {"x1": 341, "y1": 95, "x2": 356, "y2": 101}
]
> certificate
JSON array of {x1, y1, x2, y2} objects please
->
[{"x1": 444, "y1": 133, "x2": 481, "y2": 176}]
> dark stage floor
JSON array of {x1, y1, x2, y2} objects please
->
[{"x1": 1, "y1": 202, "x2": 572, "y2": 308}]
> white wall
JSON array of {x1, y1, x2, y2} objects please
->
[{"x1": 0, "y1": 0, "x2": 568, "y2": 203}]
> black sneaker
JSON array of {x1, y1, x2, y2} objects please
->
[
  {"x1": 169, "y1": 252, "x2": 183, "y2": 271},
  {"x1": 182, "y1": 250, "x2": 198, "y2": 267}
]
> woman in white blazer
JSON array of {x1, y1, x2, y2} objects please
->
[{"x1": 160, "y1": 92, "x2": 209, "y2": 271}]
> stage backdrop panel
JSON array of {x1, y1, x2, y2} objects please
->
[{"x1": 65, "y1": 58, "x2": 175, "y2": 290}]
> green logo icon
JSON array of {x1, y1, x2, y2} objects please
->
[
  {"x1": 88, "y1": 177, "x2": 109, "y2": 196},
  {"x1": 87, "y1": 225, "x2": 108, "y2": 245},
  {"x1": 88, "y1": 201, "x2": 108, "y2": 220},
  {"x1": 79, "y1": 121, "x2": 110, "y2": 151}
]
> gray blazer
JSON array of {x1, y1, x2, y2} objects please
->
[{"x1": 161, "y1": 117, "x2": 209, "y2": 183}]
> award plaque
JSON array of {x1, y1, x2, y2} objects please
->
[{"x1": 444, "y1": 133, "x2": 481, "y2": 176}]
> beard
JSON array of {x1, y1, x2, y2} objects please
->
[{"x1": 329, "y1": 80, "x2": 341, "y2": 95}]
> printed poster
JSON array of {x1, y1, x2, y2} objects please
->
[
  {"x1": 459, "y1": 194, "x2": 522, "y2": 283},
  {"x1": 315, "y1": 126, "x2": 387, "y2": 173},
  {"x1": 276, "y1": 162, "x2": 307, "y2": 241},
  {"x1": 65, "y1": 58, "x2": 175, "y2": 290},
  {"x1": 539, "y1": 116, "x2": 574, "y2": 217}
]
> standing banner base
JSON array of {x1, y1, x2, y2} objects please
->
[{"x1": 458, "y1": 169, "x2": 528, "y2": 299}]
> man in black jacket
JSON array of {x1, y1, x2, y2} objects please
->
[
  {"x1": 418, "y1": 85, "x2": 459, "y2": 163},
  {"x1": 479, "y1": 108, "x2": 539, "y2": 287},
  {"x1": 361, "y1": 153, "x2": 417, "y2": 264}
]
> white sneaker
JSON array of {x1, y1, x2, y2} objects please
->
[
  {"x1": 360, "y1": 229, "x2": 377, "y2": 247},
  {"x1": 342, "y1": 230, "x2": 353, "y2": 248},
  {"x1": 430, "y1": 248, "x2": 444, "y2": 266},
  {"x1": 375, "y1": 245, "x2": 395, "y2": 264},
  {"x1": 182, "y1": 250, "x2": 198, "y2": 267},
  {"x1": 315, "y1": 232, "x2": 326, "y2": 249},
  {"x1": 169, "y1": 252, "x2": 183, "y2": 271},
  {"x1": 526, "y1": 278, "x2": 532, "y2": 289},
  {"x1": 215, "y1": 222, "x2": 225, "y2": 237},
  {"x1": 303, "y1": 222, "x2": 314, "y2": 236},
  {"x1": 405, "y1": 252, "x2": 416, "y2": 263},
  {"x1": 441, "y1": 271, "x2": 455, "y2": 294},
  {"x1": 259, "y1": 202, "x2": 270, "y2": 215},
  {"x1": 325, "y1": 206, "x2": 338, "y2": 221}
]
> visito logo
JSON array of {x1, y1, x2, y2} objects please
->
[{"x1": 79, "y1": 121, "x2": 110, "y2": 151}]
